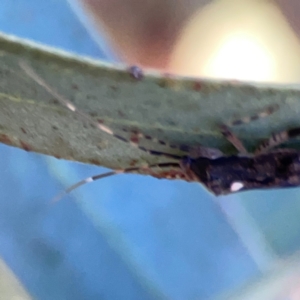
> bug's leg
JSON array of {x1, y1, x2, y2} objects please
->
[
  {"x1": 255, "y1": 127, "x2": 300, "y2": 154},
  {"x1": 221, "y1": 105, "x2": 279, "y2": 154},
  {"x1": 51, "y1": 162, "x2": 180, "y2": 203},
  {"x1": 220, "y1": 125, "x2": 248, "y2": 154},
  {"x1": 20, "y1": 61, "x2": 184, "y2": 161}
]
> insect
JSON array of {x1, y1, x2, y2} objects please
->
[{"x1": 19, "y1": 61, "x2": 300, "y2": 200}]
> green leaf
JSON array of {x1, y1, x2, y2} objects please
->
[{"x1": 0, "y1": 31, "x2": 298, "y2": 172}]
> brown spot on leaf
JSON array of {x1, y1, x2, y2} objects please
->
[
  {"x1": 118, "y1": 110, "x2": 126, "y2": 117},
  {"x1": 130, "y1": 159, "x2": 138, "y2": 166},
  {"x1": 50, "y1": 98, "x2": 59, "y2": 105}
]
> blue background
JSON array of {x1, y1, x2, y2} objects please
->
[{"x1": 1, "y1": 1, "x2": 299, "y2": 299}]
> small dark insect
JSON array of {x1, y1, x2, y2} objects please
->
[
  {"x1": 128, "y1": 65, "x2": 144, "y2": 80},
  {"x1": 19, "y1": 61, "x2": 300, "y2": 201}
]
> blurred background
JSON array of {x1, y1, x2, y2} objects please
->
[{"x1": 1, "y1": 0, "x2": 300, "y2": 299}]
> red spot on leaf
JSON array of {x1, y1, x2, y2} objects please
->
[
  {"x1": 19, "y1": 140, "x2": 32, "y2": 151},
  {"x1": 130, "y1": 134, "x2": 139, "y2": 144},
  {"x1": 193, "y1": 82, "x2": 202, "y2": 91},
  {"x1": 0, "y1": 134, "x2": 12, "y2": 145},
  {"x1": 89, "y1": 158, "x2": 101, "y2": 166}
]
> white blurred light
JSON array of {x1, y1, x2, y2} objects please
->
[
  {"x1": 203, "y1": 32, "x2": 275, "y2": 81},
  {"x1": 170, "y1": 0, "x2": 300, "y2": 83}
]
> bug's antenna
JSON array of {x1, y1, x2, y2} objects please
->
[
  {"x1": 220, "y1": 125, "x2": 248, "y2": 154},
  {"x1": 19, "y1": 61, "x2": 183, "y2": 160},
  {"x1": 51, "y1": 162, "x2": 180, "y2": 203},
  {"x1": 226, "y1": 105, "x2": 279, "y2": 127},
  {"x1": 51, "y1": 169, "x2": 122, "y2": 203}
]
